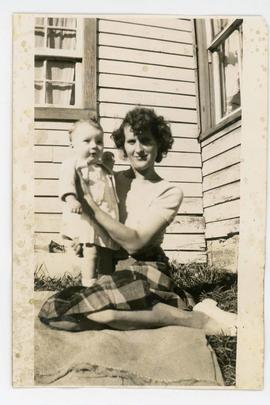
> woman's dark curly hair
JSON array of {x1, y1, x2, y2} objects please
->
[{"x1": 111, "y1": 107, "x2": 174, "y2": 163}]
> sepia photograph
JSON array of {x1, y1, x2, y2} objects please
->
[{"x1": 12, "y1": 14, "x2": 267, "y2": 389}]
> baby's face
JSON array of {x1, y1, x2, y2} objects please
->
[{"x1": 71, "y1": 123, "x2": 104, "y2": 164}]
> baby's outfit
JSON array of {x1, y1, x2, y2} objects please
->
[{"x1": 60, "y1": 157, "x2": 119, "y2": 250}]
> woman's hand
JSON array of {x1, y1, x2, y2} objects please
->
[
  {"x1": 77, "y1": 169, "x2": 90, "y2": 196},
  {"x1": 76, "y1": 169, "x2": 96, "y2": 218}
]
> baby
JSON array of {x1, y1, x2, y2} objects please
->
[{"x1": 59, "y1": 119, "x2": 119, "y2": 286}]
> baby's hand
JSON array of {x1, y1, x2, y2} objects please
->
[{"x1": 67, "y1": 198, "x2": 82, "y2": 214}]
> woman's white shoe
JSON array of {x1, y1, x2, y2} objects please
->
[{"x1": 193, "y1": 298, "x2": 237, "y2": 336}]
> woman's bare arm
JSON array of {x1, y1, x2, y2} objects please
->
[
  {"x1": 78, "y1": 169, "x2": 183, "y2": 254},
  {"x1": 82, "y1": 194, "x2": 169, "y2": 254}
]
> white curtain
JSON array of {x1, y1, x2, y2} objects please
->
[
  {"x1": 46, "y1": 61, "x2": 75, "y2": 106},
  {"x1": 218, "y1": 29, "x2": 241, "y2": 116},
  {"x1": 34, "y1": 17, "x2": 78, "y2": 105},
  {"x1": 35, "y1": 17, "x2": 45, "y2": 48},
  {"x1": 224, "y1": 30, "x2": 241, "y2": 113},
  {"x1": 34, "y1": 60, "x2": 44, "y2": 104},
  {"x1": 47, "y1": 18, "x2": 76, "y2": 50}
]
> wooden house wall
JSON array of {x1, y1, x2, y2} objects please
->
[
  {"x1": 201, "y1": 120, "x2": 241, "y2": 271},
  {"x1": 34, "y1": 17, "x2": 206, "y2": 264}
]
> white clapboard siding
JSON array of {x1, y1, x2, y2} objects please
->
[
  {"x1": 202, "y1": 127, "x2": 241, "y2": 162},
  {"x1": 35, "y1": 121, "x2": 73, "y2": 130},
  {"x1": 202, "y1": 146, "x2": 241, "y2": 177},
  {"x1": 180, "y1": 198, "x2": 203, "y2": 215},
  {"x1": 103, "y1": 17, "x2": 193, "y2": 32},
  {"x1": 35, "y1": 130, "x2": 70, "y2": 146},
  {"x1": 99, "y1": 46, "x2": 194, "y2": 69},
  {"x1": 35, "y1": 162, "x2": 61, "y2": 179},
  {"x1": 170, "y1": 182, "x2": 202, "y2": 197},
  {"x1": 35, "y1": 198, "x2": 61, "y2": 213},
  {"x1": 155, "y1": 167, "x2": 201, "y2": 182},
  {"x1": 99, "y1": 33, "x2": 194, "y2": 57},
  {"x1": 99, "y1": 88, "x2": 197, "y2": 109},
  {"x1": 159, "y1": 151, "x2": 201, "y2": 168},
  {"x1": 99, "y1": 74, "x2": 196, "y2": 96},
  {"x1": 99, "y1": 103, "x2": 198, "y2": 124},
  {"x1": 205, "y1": 218, "x2": 240, "y2": 239},
  {"x1": 98, "y1": 19, "x2": 193, "y2": 44},
  {"x1": 35, "y1": 179, "x2": 59, "y2": 196},
  {"x1": 34, "y1": 145, "x2": 72, "y2": 163},
  {"x1": 201, "y1": 120, "x2": 241, "y2": 148},
  {"x1": 166, "y1": 251, "x2": 207, "y2": 264},
  {"x1": 202, "y1": 124, "x2": 241, "y2": 250},
  {"x1": 99, "y1": 61, "x2": 196, "y2": 83},
  {"x1": 203, "y1": 181, "x2": 240, "y2": 208},
  {"x1": 203, "y1": 163, "x2": 240, "y2": 192},
  {"x1": 162, "y1": 234, "x2": 205, "y2": 251},
  {"x1": 101, "y1": 118, "x2": 199, "y2": 138},
  {"x1": 167, "y1": 215, "x2": 205, "y2": 233},
  {"x1": 35, "y1": 213, "x2": 61, "y2": 233},
  {"x1": 204, "y1": 199, "x2": 240, "y2": 223}
]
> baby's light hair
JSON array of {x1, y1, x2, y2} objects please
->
[{"x1": 69, "y1": 118, "x2": 103, "y2": 142}]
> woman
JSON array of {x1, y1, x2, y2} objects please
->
[{"x1": 39, "y1": 107, "x2": 237, "y2": 336}]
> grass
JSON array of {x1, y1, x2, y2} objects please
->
[
  {"x1": 34, "y1": 263, "x2": 82, "y2": 291},
  {"x1": 170, "y1": 261, "x2": 237, "y2": 386},
  {"x1": 35, "y1": 260, "x2": 237, "y2": 386}
]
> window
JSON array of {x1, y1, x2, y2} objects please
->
[
  {"x1": 34, "y1": 17, "x2": 97, "y2": 120},
  {"x1": 195, "y1": 18, "x2": 243, "y2": 140}
]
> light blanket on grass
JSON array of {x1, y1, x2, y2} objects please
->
[{"x1": 34, "y1": 292, "x2": 223, "y2": 386}]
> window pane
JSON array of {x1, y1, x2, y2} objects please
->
[
  {"x1": 47, "y1": 17, "x2": 77, "y2": 28},
  {"x1": 47, "y1": 28, "x2": 76, "y2": 50},
  {"x1": 35, "y1": 81, "x2": 44, "y2": 104},
  {"x1": 35, "y1": 60, "x2": 44, "y2": 80},
  {"x1": 216, "y1": 29, "x2": 241, "y2": 117},
  {"x1": 212, "y1": 19, "x2": 230, "y2": 38},
  {"x1": 46, "y1": 61, "x2": 75, "y2": 105},
  {"x1": 35, "y1": 28, "x2": 45, "y2": 48},
  {"x1": 35, "y1": 17, "x2": 45, "y2": 26},
  {"x1": 45, "y1": 82, "x2": 75, "y2": 105},
  {"x1": 46, "y1": 60, "x2": 75, "y2": 82}
]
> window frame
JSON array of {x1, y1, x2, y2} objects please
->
[
  {"x1": 34, "y1": 17, "x2": 97, "y2": 121},
  {"x1": 195, "y1": 18, "x2": 243, "y2": 142}
]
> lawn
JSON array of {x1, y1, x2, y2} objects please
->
[
  {"x1": 170, "y1": 262, "x2": 237, "y2": 386},
  {"x1": 35, "y1": 260, "x2": 237, "y2": 386}
]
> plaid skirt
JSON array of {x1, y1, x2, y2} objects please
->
[{"x1": 39, "y1": 261, "x2": 192, "y2": 332}]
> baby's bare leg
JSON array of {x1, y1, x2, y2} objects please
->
[{"x1": 81, "y1": 244, "x2": 98, "y2": 286}]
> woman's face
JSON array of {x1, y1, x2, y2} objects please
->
[{"x1": 123, "y1": 125, "x2": 158, "y2": 173}]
